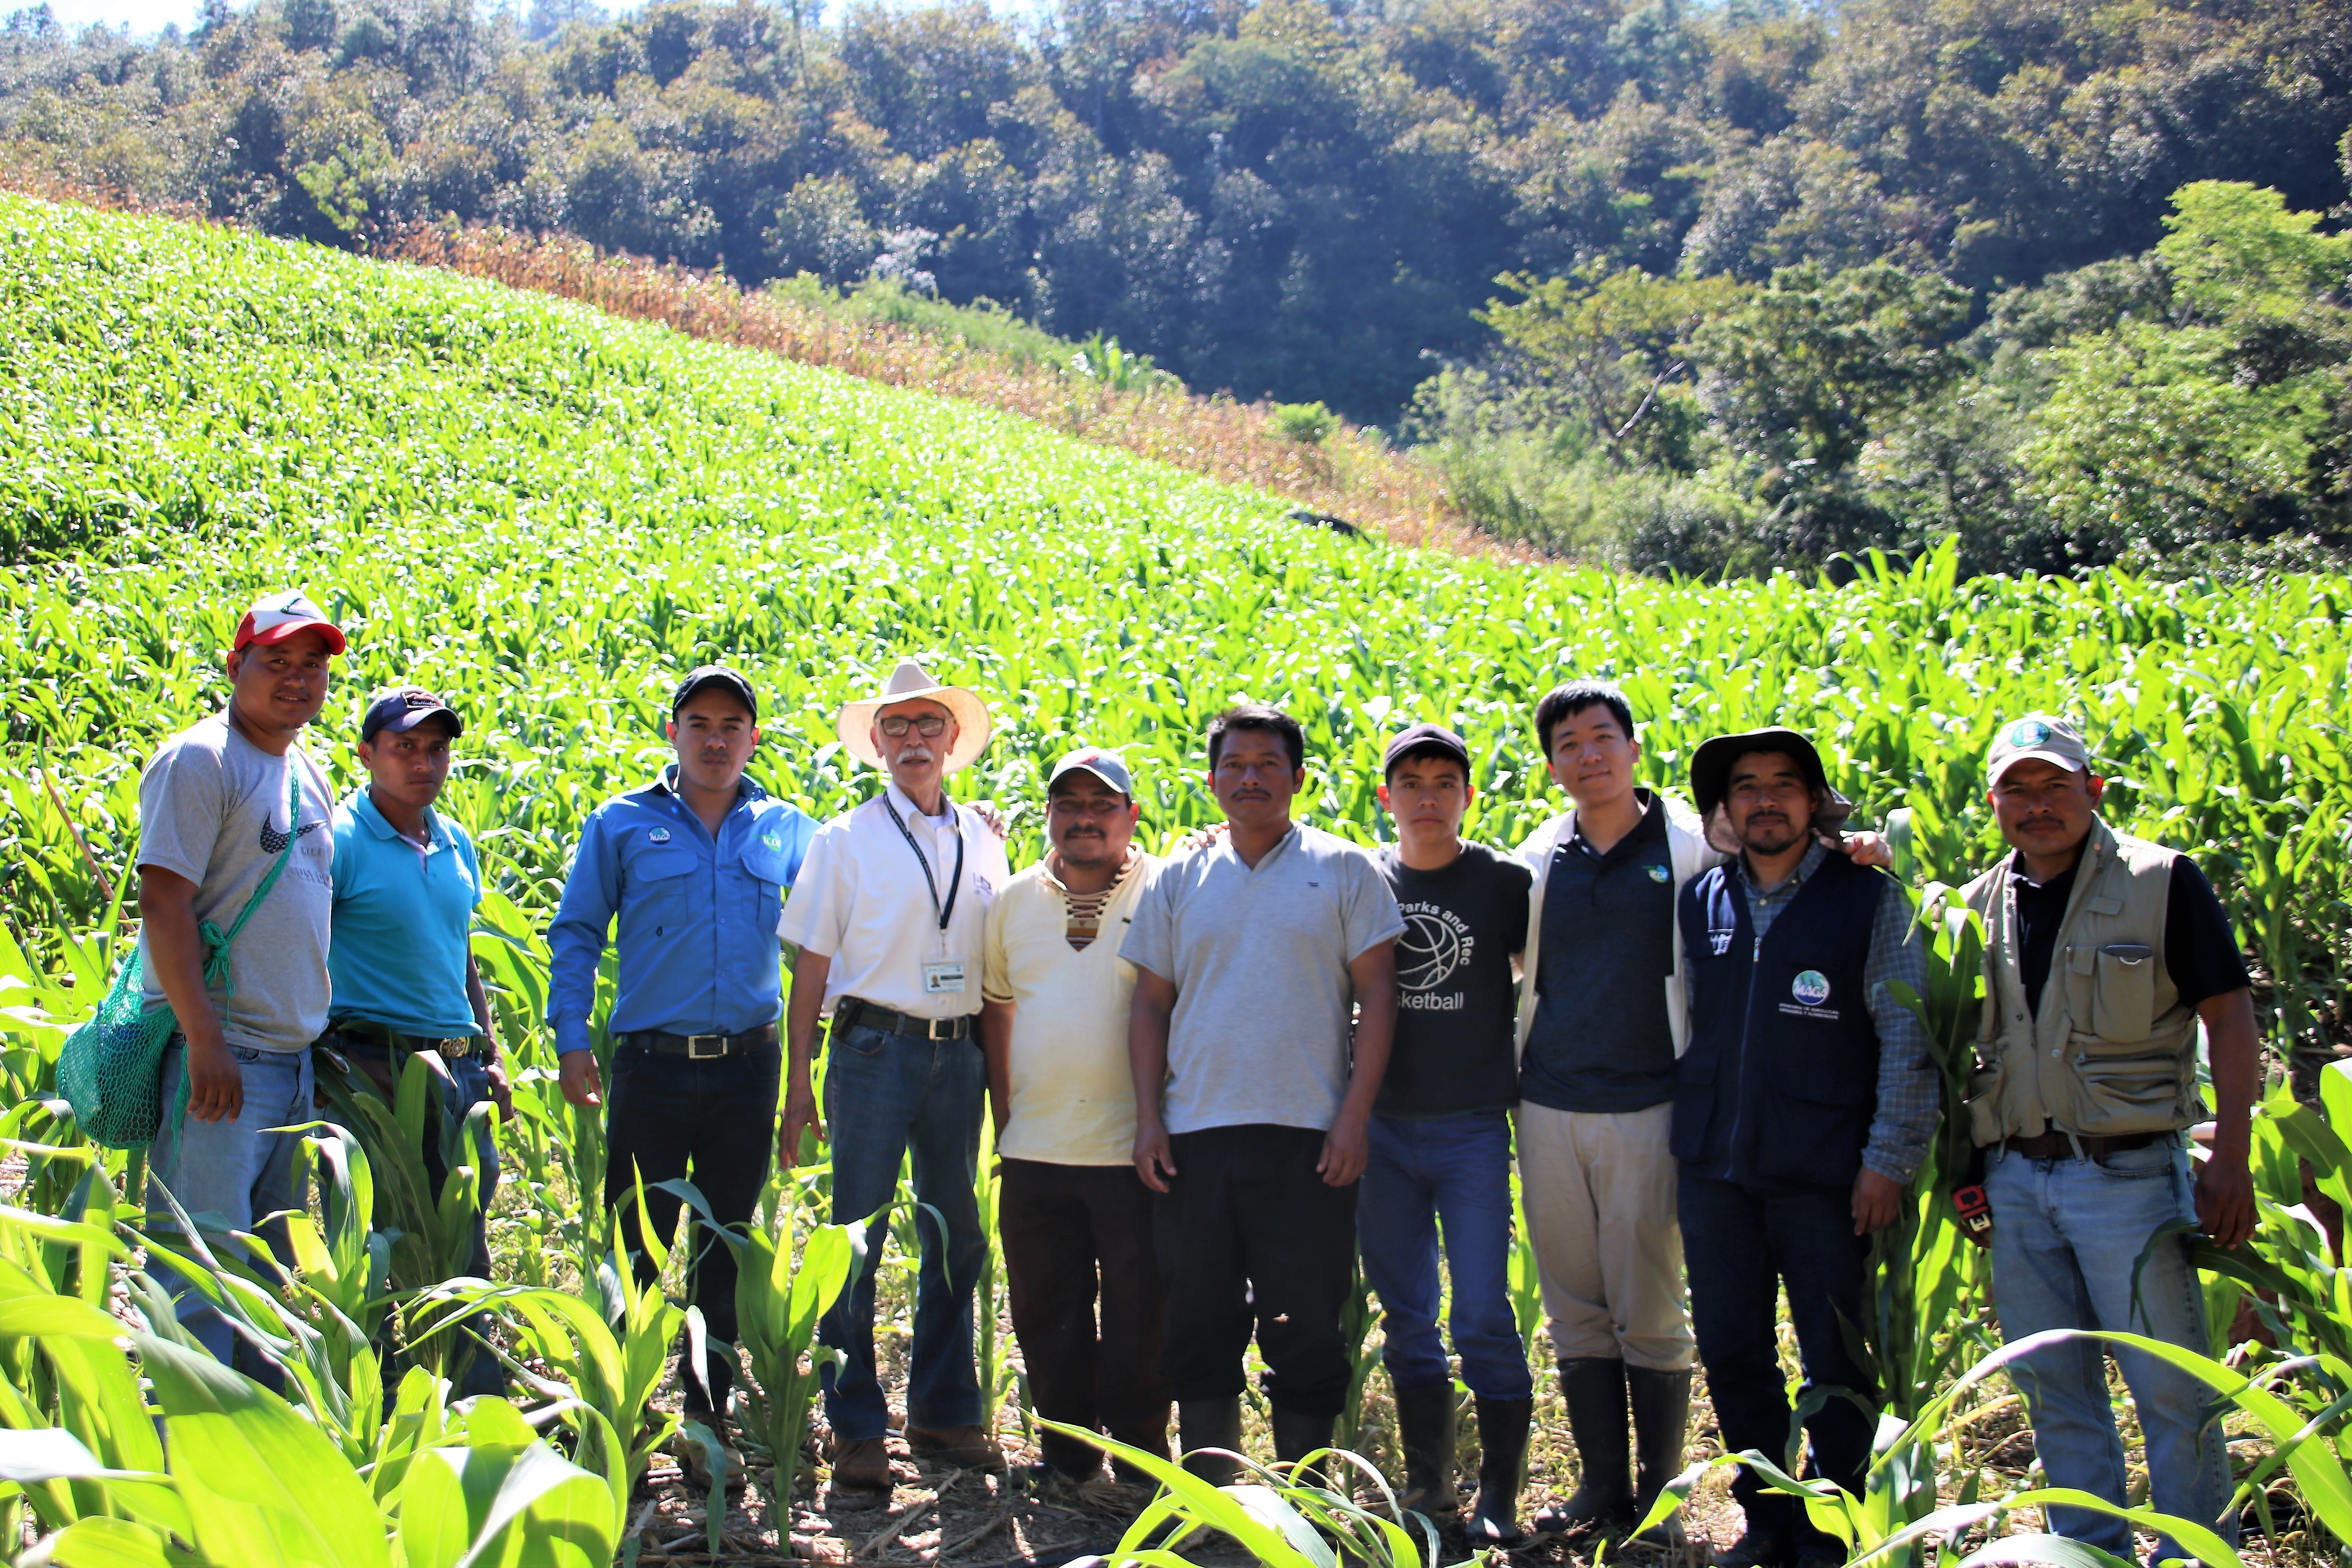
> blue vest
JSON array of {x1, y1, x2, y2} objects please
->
[{"x1": 1672, "y1": 851, "x2": 1886, "y2": 1189}]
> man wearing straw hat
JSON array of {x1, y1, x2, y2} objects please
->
[
  {"x1": 780, "y1": 660, "x2": 1013, "y2": 1491},
  {"x1": 1671, "y1": 728, "x2": 1935, "y2": 1568}
]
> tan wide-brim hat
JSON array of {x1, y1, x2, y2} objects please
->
[{"x1": 838, "y1": 660, "x2": 995, "y2": 774}]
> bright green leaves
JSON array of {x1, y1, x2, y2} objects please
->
[{"x1": 394, "y1": 1397, "x2": 617, "y2": 1568}]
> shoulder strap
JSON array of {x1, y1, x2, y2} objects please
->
[{"x1": 198, "y1": 760, "x2": 303, "y2": 987}]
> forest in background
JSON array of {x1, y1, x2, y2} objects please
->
[{"x1": 2, "y1": 0, "x2": 2348, "y2": 574}]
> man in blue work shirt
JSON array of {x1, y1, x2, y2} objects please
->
[
  {"x1": 321, "y1": 685, "x2": 511, "y2": 1398},
  {"x1": 549, "y1": 665, "x2": 816, "y2": 1483}
]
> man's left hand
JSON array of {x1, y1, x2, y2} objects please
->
[
  {"x1": 483, "y1": 1056, "x2": 514, "y2": 1124},
  {"x1": 1318, "y1": 1116, "x2": 1369, "y2": 1187},
  {"x1": 1852, "y1": 1166, "x2": 1904, "y2": 1235},
  {"x1": 2195, "y1": 1143, "x2": 2258, "y2": 1250},
  {"x1": 1839, "y1": 831, "x2": 1895, "y2": 869}
]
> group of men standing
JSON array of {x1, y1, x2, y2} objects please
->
[{"x1": 134, "y1": 588, "x2": 2261, "y2": 1568}]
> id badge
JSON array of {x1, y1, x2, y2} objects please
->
[{"x1": 922, "y1": 960, "x2": 968, "y2": 996}]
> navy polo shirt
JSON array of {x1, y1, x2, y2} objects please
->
[
  {"x1": 329, "y1": 789, "x2": 485, "y2": 1038},
  {"x1": 546, "y1": 768, "x2": 815, "y2": 1056}
]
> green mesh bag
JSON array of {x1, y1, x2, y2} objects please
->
[{"x1": 58, "y1": 764, "x2": 303, "y2": 1149}]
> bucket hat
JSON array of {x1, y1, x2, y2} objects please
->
[{"x1": 1689, "y1": 725, "x2": 1853, "y2": 855}]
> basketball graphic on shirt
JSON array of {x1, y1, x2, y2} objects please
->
[{"x1": 1397, "y1": 907, "x2": 1467, "y2": 992}]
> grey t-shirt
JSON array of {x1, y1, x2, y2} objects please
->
[
  {"x1": 1120, "y1": 822, "x2": 1406, "y2": 1136},
  {"x1": 136, "y1": 714, "x2": 337, "y2": 1053}
]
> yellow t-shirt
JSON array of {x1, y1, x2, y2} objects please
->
[{"x1": 982, "y1": 851, "x2": 1159, "y2": 1165}]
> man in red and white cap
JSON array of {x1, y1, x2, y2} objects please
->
[{"x1": 138, "y1": 589, "x2": 344, "y2": 1382}]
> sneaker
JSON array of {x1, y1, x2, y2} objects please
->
[{"x1": 907, "y1": 1424, "x2": 1008, "y2": 1474}]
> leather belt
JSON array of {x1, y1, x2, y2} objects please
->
[
  {"x1": 330, "y1": 1020, "x2": 488, "y2": 1060},
  {"x1": 621, "y1": 1023, "x2": 779, "y2": 1060},
  {"x1": 2004, "y1": 1129, "x2": 2166, "y2": 1163},
  {"x1": 833, "y1": 998, "x2": 973, "y2": 1043}
]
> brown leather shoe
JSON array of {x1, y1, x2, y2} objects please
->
[
  {"x1": 906, "y1": 1425, "x2": 1007, "y2": 1473},
  {"x1": 831, "y1": 1436, "x2": 894, "y2": 1490}
]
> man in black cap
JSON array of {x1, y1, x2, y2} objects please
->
[
  {"x1": 1672, "y1": 728, "x2": 1936, "y2": 1568},
  {"x1": 319, "y1": 685, "x2": 510, "y2": 1396},
  {"x1": 548, "y1": 665, "x2": 816, "y2": 1485},
  {"x1": 1361, "y1": 722, "x2": 1535, "y2": 1541}
]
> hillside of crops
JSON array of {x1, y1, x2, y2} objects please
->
[{"x1": 9, "y1": 191, "x2": 2352, "y2": 1566}]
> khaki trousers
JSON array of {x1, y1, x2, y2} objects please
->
[{"x1": 1514, "y1": 1100, "x2": 1695, "y2": 1370}]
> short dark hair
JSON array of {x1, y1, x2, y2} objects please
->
[
  {"x1": 1383, "y1": 742, "x2": 1468, "y2": 783},
  {"x1": 1534, "y1": 681, "x2": 1635, "y2": 753},
  {"x1": 1207, "y1": 704, "x2": 1306, "y2": 771}
]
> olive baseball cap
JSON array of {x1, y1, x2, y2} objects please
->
[{"x1": 1987, "y1": 714, "x2": 2090, "y2": 784}]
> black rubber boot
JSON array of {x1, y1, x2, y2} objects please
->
[
  {"x1": 1465, "y1": 1395, "x2": 1532, "y2": 1547},
  {"x1": 1390, "y1": 1384, "x2": 1459, "y2": 1516},
  {"x1": 1628, "y1": 1365, "x2": 1693, "y2": 1543},
  {"x1": 1270, "y1": 1406, "x2": 1336, "y2": 1488},
  {"x1": 1532, "y1": 1358, "x2": 1632, "y2": 1534},
  {"x1": 1179, "y1": 1397, "x2": 1244, "y2": 1486}
]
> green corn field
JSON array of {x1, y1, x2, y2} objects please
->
[{"x1": 6, "y1": 191, "x2": 2352, "y2": 1567}]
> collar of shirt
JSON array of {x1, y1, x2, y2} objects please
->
[
  {"x1": 2005, "y1": 851, "x2": 2078, "y2": 897},
  {"x1": 348, "y1": 787, "x2": 452, "y2": 851},
  {"x1": 884, "y1": 780, "x2": 958, "y2": 831},
  {"x1": 649, "y1": 764, "x2": 768, "y2": 809},
  {"x1": 1569, "y1": 788, "x2": 1666, "y2": 862},
  {"x1": 1739, "y1": 838, "x2": 1831, "y2": 908},
  {"x1": 1208, "y1": 820, "x2": 1299, "y2": 871}
]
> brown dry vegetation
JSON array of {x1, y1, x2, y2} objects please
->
[{"x1": 0, "y1": 165, "x2": 1491, "y2": 557}]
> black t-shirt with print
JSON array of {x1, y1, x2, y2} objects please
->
[{"x1": 1375, "y1": 842, "x2": 1533, "y2": 1120}]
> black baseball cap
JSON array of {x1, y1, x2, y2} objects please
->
[
  {"x1": 361, "y1": 686, "x2": 463, "y2": 742},
  {"x1": 671, "y1": 665, "x2": 758, "y2": 720},
  {"x1": 1383, "y1": 722, "x2": 1472, "y2": 779}
]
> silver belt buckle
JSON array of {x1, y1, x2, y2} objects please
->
[
  {"x1": 686, "y1": 1033, "x2": 727, "y2": 1060},
  {"x1": 927, "y1": 1017, "x2": 957, "y2": 1041}
]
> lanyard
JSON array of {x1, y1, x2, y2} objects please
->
[{"x1": 882, "y1": 793, "x2": 965, "y2": 934}]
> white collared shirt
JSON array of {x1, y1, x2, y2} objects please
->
[{"x1": 779, "y1": 781, "x2": 1011, "y2": 1019}]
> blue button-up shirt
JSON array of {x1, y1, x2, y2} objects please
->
[{"x1": 546, "y1": 767, "x2": 816, "y2": 1057}]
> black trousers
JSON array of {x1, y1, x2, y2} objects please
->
[
  {"x1": 1000, "y1": 1157, "x2": 1171, "y2": 1477},
  {"x1": 1154, "y1": 1124, "x2": 1357, "y2": 1418},
  {"x1": 605, "y1": 1042, "x2": 781, "y2": 1415},
  {"x1": 1679, "y1": 1169, "x2": 1874, "y2": 1541}
]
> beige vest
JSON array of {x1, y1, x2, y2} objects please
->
[{"x1": 1961, "y1": 819, "x2": 2201, "y2": 1144}]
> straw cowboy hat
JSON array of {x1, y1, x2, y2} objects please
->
[{"x1": 837, "y1": 660, "x2": 995, "y2": 774}]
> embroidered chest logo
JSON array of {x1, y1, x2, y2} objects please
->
[
  {"x1": 1708, "y1": 927, "x2": 1735, "y2": 956},
  {"x1": 761, "y1": 831, "x2": 782, "y2": 851},
  {"x1": 258, "y1": 815, "x2": 323, "y2": 854},
  {"x1": 1646, "y1": 864, "x2": 1671, "y2": 883},
  {"x1": 1780, "y1": 969, "x2": 1840, "y2": 1021},
  {"x1": 648, "y1": 827, "x2": 671, "y2": 844}
]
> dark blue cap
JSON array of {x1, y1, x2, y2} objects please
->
[{"x1": 361, "y1": 685, "x2": 463, "y2": 742}]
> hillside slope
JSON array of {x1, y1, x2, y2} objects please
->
[{"x1": 6, "y1": 194, "x2": 2352, "y2": 1076}]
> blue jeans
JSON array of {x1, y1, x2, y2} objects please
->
[
  {"x1": 1359, "y1": 1111, "x2": 1532, "y2": 1399},
  {"x1": 146, "y1": 1040, "x2": 314, "y2": 1379},
  {"x1": 817, "y1": 1023, "x2": 987, "y2": 1440},
  {"x1": 1986, "y1": 1138, "x2": 2236, "y2": 1563}
]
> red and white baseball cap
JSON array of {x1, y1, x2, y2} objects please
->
[{"x1": 232, "y1": 590, "x2": 347, "y2": 655}]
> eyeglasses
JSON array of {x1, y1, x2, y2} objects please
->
[{"x1": 878, "y1": 713, "x2": 949, "y2": 738}]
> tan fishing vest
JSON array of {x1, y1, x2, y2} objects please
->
[{"x1": 1960, "y1": 819, "x2": 2201, "y2": 1144}]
